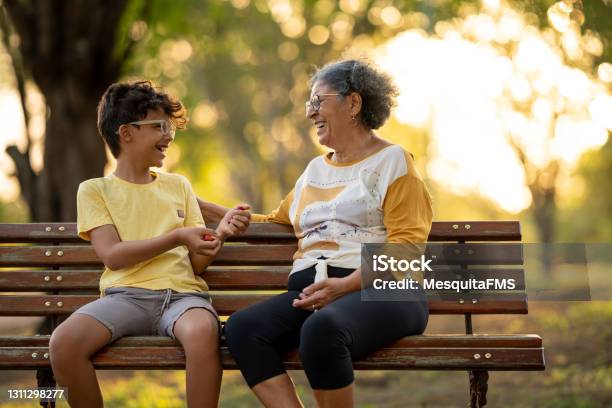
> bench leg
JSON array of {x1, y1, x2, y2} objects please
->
[
  {"x1": 36, "y1": 368, "x2": 56, "y2": 408},
  {"x1": 469, "y1": 370, "x2": 488, "y2": 408}
]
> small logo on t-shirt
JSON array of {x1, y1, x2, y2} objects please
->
[{"x1": 177, "y1": 209, "x2": 185, "y2": 218}]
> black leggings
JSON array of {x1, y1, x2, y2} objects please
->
[{"x1": 224, "y1": 265, "x2": 429, "y2": 390}]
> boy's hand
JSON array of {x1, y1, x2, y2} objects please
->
[
  {"x1": 217, "y1": 204, "x2": 251, "y2": 239},
  {"x1": 178, "y1": 227, "x2": 221, "y2": 256}
]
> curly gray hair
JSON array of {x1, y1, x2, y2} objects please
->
[{"x1": 309, "y1": 59, "x2": 399, "y2": 130}]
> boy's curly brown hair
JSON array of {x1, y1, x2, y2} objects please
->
[{"x1": 97, "y1": 81, "x2": 187, "y2": 158}]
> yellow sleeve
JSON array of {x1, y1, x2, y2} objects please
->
[
  {"x1": 252, "y1": 189, "x2": 294, "y2": 225},
  {"x1": 76, "y1": 181, "x2": 114, "y2": 241},
  {"x1": 183, "y1": 178, "x2": 206, "y2": 228},
  {"x1": 382, "y1": 174, "x2": 433, "y2": 244}
]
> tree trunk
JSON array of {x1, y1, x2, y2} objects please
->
[
  {"x1": 532, "y1": 186, "x2": 556, "y2": 244},
  {"x1": 2, "y1": 0, "x2": 138, "y2": 221},
  {"x1": 530, "y1": 179, "x2": 557, "y2": 277},
  {"x1": 39, "y1": 94, "x2": 106, "y2": 221}
]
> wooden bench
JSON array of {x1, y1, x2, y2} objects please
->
[{"x1": 0, "y1": 221, "x2": 545, "y2": 407}]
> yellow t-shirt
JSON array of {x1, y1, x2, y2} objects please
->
[{"x1": 77, "y1": 171, "x2": 208, "y2": 294}]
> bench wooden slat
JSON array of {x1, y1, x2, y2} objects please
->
[
  {"x1": 0, "y1": 245, "x2": 298, "y2": 266},
  {"x1": 0, "y1": 270, "x2": 102, "y2": 291},
  {"x1": 0, "y1": 268, "x2": 525, "y2": 291},
  {"x1": 0, "y1": 293, "x2": 528, "y2": 315},
  {"x1": 0, "y1": 294, "x2": 266, "y2": 316},
  {"x1": 343, "y1": 347, "x2": 545, "y2": 370},
  {"x1": 0, "y1": 243, "x2": 523, "y2": 267},
  {"x1": 0, "y1": 221, "x2": 521, "y2": 243},
  {"x1": 0, "y1": 268, "x2": 291, "y2": 291},
  {"x1": 0, "y1": 345, "x2": 544, "y2": 370},
  {"x1": 0, "y1": 334, "x2": 543, "y2": 348}
]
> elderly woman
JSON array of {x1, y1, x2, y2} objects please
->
[{"x1": 205, "y1": 59, "x2": 433, "y2": 408}]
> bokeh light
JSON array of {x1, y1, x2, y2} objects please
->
[{"x1": 376, "y1": 0, "x2": 611, "y2": 213}]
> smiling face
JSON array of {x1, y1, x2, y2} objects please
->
[
  {"x1": 306, "y1": 81, "x2": 354, "y2": 150},
  {"x1": 120, "y1": 108, "x2": 174, "y2": 168}
]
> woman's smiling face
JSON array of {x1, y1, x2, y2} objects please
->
[{"x1": 306, "y1": 81, "x2": 352, "y2": 149}]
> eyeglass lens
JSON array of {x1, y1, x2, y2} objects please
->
[{"x1": 306, "y1": 95, "x2": 321, "y2": 112}]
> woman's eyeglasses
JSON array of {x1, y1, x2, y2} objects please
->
[{"x1": 305, "y1": 93, "x2": 340, "y2": 113}]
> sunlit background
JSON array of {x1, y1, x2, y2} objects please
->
[
  {"x1": 1, "y1": 0, "x2": 610, "y2": 242},
  {"x1": 0, "y1": 0, "x2": 611, "y2": 406},
  {"x1": 377, "y1": 0, "x2": 611, "y2": 213}
]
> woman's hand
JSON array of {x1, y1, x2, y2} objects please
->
[
  {"x1": 292, "y1": 277, "x2": 349, "y2": 311},
  {"x1": 216, "y1": 204, "x2": 251, "y2": 240}
]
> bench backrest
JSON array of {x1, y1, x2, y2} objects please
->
[{"x1": 0, "y1": 222, "x2": 525, "y2": 322}]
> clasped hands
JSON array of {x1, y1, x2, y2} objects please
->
[{"x1": 179, "y1": 204, "x2": 251, "y2": 256}]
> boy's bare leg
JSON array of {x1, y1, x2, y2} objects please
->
[
  {"x1": 49, "y1": 314, "x2": 112, "y2": 408},
  {"x1": 313, "y1": 384, "x2": 354, "y2": 408},
  {"x1": 173, "y1": 308, "x2": 222, "y2": 408},
  {"x1": 252, "y1": 373, "x2": 304, "y2": 408}
]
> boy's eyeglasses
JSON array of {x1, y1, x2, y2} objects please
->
[
  {"x1": 116, "y1": 119, "x2": 176, "y2": 136},
  {"x1": 305, "y1": 93, "x2": 340, "y2": 113}
]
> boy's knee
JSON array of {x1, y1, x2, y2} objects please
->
[
  {"x1": 175, "y1": 310, "x2": 218, "y2": 346},
  {"x1": 49, "y1": 326, "x2": 80, "y2": 366}
]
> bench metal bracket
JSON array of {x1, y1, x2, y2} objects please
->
[
  {"x1": 469, "y1": 370, "x2": 489, "y2": 408},
  {"x1": 459, "y1": 241, "x2": 489, "y2": 407},
  {"x1": 36, "y1": 368, "x2": 56, "y2": 408}
]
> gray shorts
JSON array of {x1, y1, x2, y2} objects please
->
[{"x1": 74, "y1": 286, "x2": 219, "y2": 343}]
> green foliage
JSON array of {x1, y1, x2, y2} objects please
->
[
  {"x1": 2, "y1": 0, "x2": 609, "y2": 231},
  {"x1": 509, "y1": 0, "x2": 612, "y2": 65},
  {"x1": 101, "y1": 372, "x2": 185, "y2": 408},
  {"x1": 0, "y1": 198, "x2": 29, "y2": 222},
  {"x1": 118, "y1": 0, "x2": 484, "y2": 210},
  {"x1": 558, "y1": 137, "x2": 612, "y2": 242}
]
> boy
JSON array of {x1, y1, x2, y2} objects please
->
[{"x1": 49, "y1": 81, "x2": 251, "y2": 408}]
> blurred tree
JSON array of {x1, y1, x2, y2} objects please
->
[
  {"x1": 126, "y1": 0, "x2": 610, "y2": 225},
  {"x1": 122, "y1": 0, "x2": 474, "y2": 210},
  {"x1": 1, "y1": 0, "x2": 609, "y2": 224},
  {"x1": 559, "y1": 137, "x2": 612, "y2": 242},
  {"x1": 415, "y1": 0, "x2": 609, "y2": 245},
  {"x1": 510, "y1": 0, "x2": 612, "y2": 64},
  {"x1": 0, "y1": 0, "x2": 151, "y2": 221},
  {"x1": 503, "y1": 0, "x2": 610, "y2": 244}
]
